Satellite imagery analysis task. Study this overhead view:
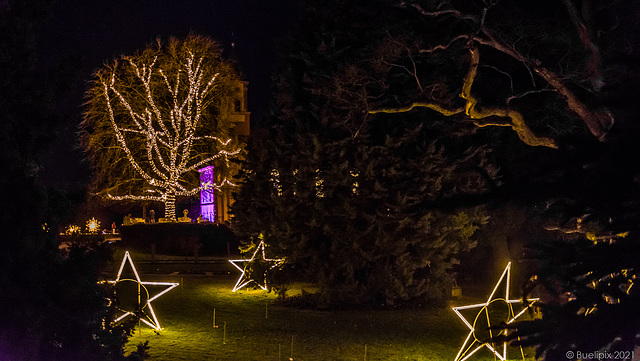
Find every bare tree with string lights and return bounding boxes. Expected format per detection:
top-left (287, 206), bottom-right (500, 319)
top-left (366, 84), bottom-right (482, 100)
top-left (81, 35), bottom-right (242, 220)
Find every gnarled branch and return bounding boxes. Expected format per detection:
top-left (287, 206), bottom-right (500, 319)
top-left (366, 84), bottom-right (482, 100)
top-left (476, 30), bottom-right (613, 141)
top-left (395, 1), bottom-right (614, 144)
top-left (460, 46), bottom-right (558, 148)
top-left (368, 102), bottom-right (463, 116)
top-left (369, 46), bottom-right (558, 148)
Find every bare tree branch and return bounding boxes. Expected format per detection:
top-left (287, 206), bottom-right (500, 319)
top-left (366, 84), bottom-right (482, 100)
top-left (477, 30), bottom-right (613, 140)
top-left (480, 64), bottom-right (514, 93)
top-left (506, 89), bottom-right (557, 106)
top-left (418, 34), bottom-right (469, 54)
top-left (382, 2), bottom-right (615, 145)
top-left (369, 46), bottom-right (558, 148)
top-left (369, 102), bottom-right (463, 116)
top-left (460, 46), bottom-right (558, 148)
top-left (402, 2), bottom-right (479, 23)
top-left (562, 0), bottom-right (603, 91)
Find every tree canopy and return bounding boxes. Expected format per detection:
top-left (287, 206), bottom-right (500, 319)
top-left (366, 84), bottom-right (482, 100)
top-left (81, 35), bottom-right (243, 219)
top-left (362, 0), bottom-right (640, 357)
top-left (232, 0), bottom-right (492, 307)
top-left (234, 0), bottom-right (640, 356)
top-left (366, 0), bottom-right (617, 148)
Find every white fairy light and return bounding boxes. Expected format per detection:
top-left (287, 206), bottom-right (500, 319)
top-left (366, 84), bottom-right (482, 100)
top-left (97, 48), bottom-right (241, 220)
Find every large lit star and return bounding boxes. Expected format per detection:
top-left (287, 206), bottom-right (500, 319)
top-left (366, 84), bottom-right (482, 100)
top-left (106, 251), bottom-right (179, 330)
top-left (452, 262), bottom-right (538, 361)
top-left (229, 240), bottom-right (284, 292)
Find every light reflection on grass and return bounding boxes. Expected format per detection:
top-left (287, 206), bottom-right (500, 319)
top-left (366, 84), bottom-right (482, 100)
top-left (123, 275), bottom-right (536, 360)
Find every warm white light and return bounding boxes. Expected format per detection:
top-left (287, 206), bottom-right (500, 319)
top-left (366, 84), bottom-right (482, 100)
top-left (315, 169), bottom-right (324, 198)
top-left (86, 218), bottom-right (101, 233)
top-left (229, 239), bottom-right (284, 292)
top-left (350, 169), bottom-right (360, 195)
top-left (98, 49), bottom-right (241, 220)
top-left (270, 169), bottom-right (282, 196)
top-left (65, 224), bottom-right (81, 235)
top-left (452, 262), bottom-right (538, 361)
top-left (105, 251), bottom-right (179, 330)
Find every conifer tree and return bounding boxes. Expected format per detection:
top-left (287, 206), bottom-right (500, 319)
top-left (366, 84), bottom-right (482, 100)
top-left (355, 0), bottom-right (640, 357)
top-left (233, 0), bottom-right (492, 307)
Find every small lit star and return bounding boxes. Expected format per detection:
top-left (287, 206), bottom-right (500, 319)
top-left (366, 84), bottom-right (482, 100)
top-left (229, 240), bottom-right (284, 292)
top-left (452, 262), bottom-right (538, 361)
top-left (86, 217), bottom-right (101, 233)
top-left (106, 251), bottom-right (179, 330)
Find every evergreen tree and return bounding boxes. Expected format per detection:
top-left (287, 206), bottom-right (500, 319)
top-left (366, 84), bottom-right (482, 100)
top-left (234, 0), bottom-right (640, 355)
top-left (505, 211), bottom-right (640, 359)
top-left (233, 0), bottom-right (492, 307)
top-left (355, 0), bottom-right (640, 357)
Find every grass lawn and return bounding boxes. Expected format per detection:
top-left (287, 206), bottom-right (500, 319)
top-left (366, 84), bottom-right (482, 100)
top-left (121, 275), bottom-right (537, 361)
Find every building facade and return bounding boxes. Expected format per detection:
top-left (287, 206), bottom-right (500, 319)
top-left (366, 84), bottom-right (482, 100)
top-left (199, 80), bottom-right (249, 223)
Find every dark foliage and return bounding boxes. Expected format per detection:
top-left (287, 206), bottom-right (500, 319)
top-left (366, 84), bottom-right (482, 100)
top-left (235, 0), bottom-right (640, 356)
top-left (232, 0), bottom-right (491, 308)
top-left (504, 214), bottom-right (640, 359)
top-left (0, 1), bottom-right (139, 359)
top-left (119, 222), bottom-right (239, 256)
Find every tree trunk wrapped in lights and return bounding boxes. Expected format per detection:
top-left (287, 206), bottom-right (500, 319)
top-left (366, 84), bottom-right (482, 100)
top-left (81, 35), bottom-right (242, 220)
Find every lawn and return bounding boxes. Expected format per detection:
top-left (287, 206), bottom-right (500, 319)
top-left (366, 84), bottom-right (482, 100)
top-left (121, 274), bottom-right (537, 361)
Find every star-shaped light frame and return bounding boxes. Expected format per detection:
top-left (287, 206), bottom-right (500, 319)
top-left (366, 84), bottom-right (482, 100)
top-left (86, 217), bottom-right (101, 233)
top-left (106, 251), bottom-right (179, 330)
top-left (229, 240), bottom-right (284, 292)
top-left (452, 262), bottom-right (538, 361)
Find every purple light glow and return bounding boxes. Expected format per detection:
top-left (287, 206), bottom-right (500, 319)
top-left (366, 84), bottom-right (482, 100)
top-left (198, 166), bottom-right (215, 222)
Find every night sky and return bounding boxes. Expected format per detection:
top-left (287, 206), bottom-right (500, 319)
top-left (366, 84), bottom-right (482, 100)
top-left (36, 0), bottom-right (298, 188)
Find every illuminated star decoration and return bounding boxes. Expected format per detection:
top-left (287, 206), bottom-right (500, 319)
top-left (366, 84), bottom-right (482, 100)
top-left (452, 262), bottom-right (538, 361)
top-left (106, 251), bottom-right (179, 330)
top-left (229, 240), bottom-right (284, 292)
top-left (86, 217), bottom-right (101, 233)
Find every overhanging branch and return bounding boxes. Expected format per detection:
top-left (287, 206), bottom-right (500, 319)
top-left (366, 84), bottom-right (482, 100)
top-left (460, 47), bottom-right (558, 148)
top-left (368, 102), bottom-right (463, 116)
top-left (398, 2), bottom-right (614, 144)
top-left (476, 30), bottom-right (612, 140)
top-left (369, 46), bottom-right (558, 148)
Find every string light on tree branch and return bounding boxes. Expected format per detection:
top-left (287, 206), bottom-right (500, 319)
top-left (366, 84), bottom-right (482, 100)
top-left (84, 36), bottom-right (243, 220)
top-left (452, 262), bottom-right (538, 361)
